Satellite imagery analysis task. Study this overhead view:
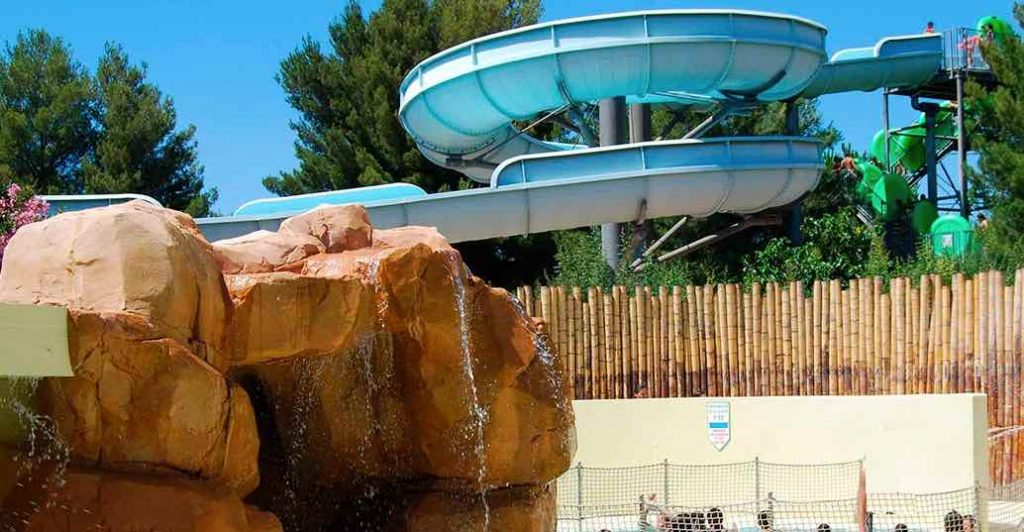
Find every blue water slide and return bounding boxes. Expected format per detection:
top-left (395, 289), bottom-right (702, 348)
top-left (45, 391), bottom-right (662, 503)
top-left (399, 10), bottom-right (828, 182)
top-left (800, 34), bottom-right (943, 97)
top-left (198, 137), bottom-right (822, 243)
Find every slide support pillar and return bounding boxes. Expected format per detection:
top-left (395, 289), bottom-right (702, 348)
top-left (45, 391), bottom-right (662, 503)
top-left (956, 72), bottom-right (970, 217)
top-left (785, 101), bottom-right (804, 245)
top-left (628, 103), bottom-right (652, 261)
top-left (912, 96), bottom-right (940, 205)
top-left (883, 91), bottom-right (892, 171)
top-left (925, 108), bottom-right (938, 205)
top-left (600, 97), bottom-right (628, 270)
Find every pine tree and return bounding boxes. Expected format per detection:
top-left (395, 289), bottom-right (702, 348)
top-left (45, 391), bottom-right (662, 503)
top-left (84, 44), bottom-right (215, 216)
top-left (0, 30), bottom-right (95, 193)
top-left (0, 30), bottom-right (216, 216)
top-left (969, 4), bottom-right (1024, 257)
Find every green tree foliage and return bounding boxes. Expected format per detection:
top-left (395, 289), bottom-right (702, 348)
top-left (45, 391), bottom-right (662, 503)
top-left (267, 0), bottom-right (542, 195)
top-left (968, 3), bottom-right (1024, 261)
top-left (84, 44), bottom-right (215, 215)
top-left (0, 30), bottom-right (216, 216)
top-left (0, 30), bottom-right (94, 194)
top-left (740, 211), bottom-right (875, 285)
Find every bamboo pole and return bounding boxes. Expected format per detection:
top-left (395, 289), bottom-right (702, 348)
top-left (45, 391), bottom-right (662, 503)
top-left (725, 284), bottom-right (738, 396)
top-left (706, 285), bottom-right (719, 396)
top-left (572, 287), bottom-right (583, 398)
top-left (894, 278), bottom-right (905, 395)
top-left (626, 286), bottom-right (634, 394)
top-left (782, 284), bottom-right (793, 396)
top-left (616, 286), bottom-right (630, 398)
top-left (663, 284), bottom-right (671, 396)
top-left (610, 288), bottom-right (621, 399)
top-left (965, 277), bottom-right (976, 392)
top-left (829, 279), bottom-right (840, 395)
top-left (651, 290), bottom-right (662, 398)
top-left (646, 287), bottom-right (657, 397)
top-left (743, 289), bottom-right (754, 395)
top-left (812, 281), bottom-right (823, 395)
top-left (751, 283), bottom-right (764, 396)
top-left (848, 281), bottom-right (859, 395)
top-left (687, 285), bottom-right (700, 396)
top-left (840, 287), bottom-right (851, 396)
top-left (598, 290), bottom-right (606, 399)
top-left (954, 274), bottom-right (966, 393)
top-left (588, 287), bottom-right (600, 398)
top-left (672, 286), bottom-right (684, 397)
top-left (636, 286), bottom-right (647, 395)
top-left (1004, 282), bottom-right (1014, 485)
top-left (569, 286), bottom-right (577, 394)
top-left (794, 281), bottom-right (806, 395)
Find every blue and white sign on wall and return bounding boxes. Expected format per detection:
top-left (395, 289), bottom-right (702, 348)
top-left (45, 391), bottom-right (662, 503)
top-left (706, 401), bottom-right (731, 451)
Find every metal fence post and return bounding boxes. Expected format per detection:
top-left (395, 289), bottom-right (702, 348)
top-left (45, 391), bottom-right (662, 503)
top-left (663, 459), bottom-right (670, 506)
top-left (576, 463), bottom-right (584, 532)
top-left (755, 456), bottom-right (762, 502)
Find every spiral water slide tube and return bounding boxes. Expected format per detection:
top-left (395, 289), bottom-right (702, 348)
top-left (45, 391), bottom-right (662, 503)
top-left (196, 11), bottom-right (948, 243)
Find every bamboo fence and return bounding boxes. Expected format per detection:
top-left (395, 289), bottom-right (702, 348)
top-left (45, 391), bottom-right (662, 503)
top-left (516, 270), bottom-right (1024, 487)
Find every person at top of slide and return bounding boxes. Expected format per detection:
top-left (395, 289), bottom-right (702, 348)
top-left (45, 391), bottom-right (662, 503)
top-left (925, 21), bottom-right (936, 33)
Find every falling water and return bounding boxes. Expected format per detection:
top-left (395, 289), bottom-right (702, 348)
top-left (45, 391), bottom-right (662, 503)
top-left (356, 257), bottom-right (393, 493)
top-left (444, 251), bottom-right (491, 531)
top-left (0, 377), bottom-right (70, 530)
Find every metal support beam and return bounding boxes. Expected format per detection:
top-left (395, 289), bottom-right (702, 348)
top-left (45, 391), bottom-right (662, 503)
top-left (883, 91), bottom-right (892, 170)
top-left (956, 73), bottom-right (970, 217)
top-left (599, 97), bottom-right (628, 270)
top-left (655, 214), bottom-right (781, 264)
top-left (911, 97), bottom-right (940, 205)
top-left (683, 106), bottom-right (731, 139)
top-left (631, 216), bottom-right (689, 271)
top-left (626, 103), bottom-right (653, 262)
top-left (785, 101), bottom-right (804, 244)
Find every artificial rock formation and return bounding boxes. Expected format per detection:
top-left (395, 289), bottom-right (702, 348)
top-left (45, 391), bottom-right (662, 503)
top-left (0, 200), bottom-right (575, 531)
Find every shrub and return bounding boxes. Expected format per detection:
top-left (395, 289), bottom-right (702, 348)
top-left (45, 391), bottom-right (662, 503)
top-left (0, 183), bottom-right (49, 263)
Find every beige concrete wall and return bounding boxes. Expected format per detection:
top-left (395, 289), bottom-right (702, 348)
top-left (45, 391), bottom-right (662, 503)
top-left (571, 394), bottom-right (989, 494)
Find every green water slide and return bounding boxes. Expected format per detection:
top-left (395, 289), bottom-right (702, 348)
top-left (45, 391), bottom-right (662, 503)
top-left (869, 102), bottom-right (957, 174)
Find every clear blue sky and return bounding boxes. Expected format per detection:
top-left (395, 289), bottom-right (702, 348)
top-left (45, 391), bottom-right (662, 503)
top-left (3, 0), bottom-right (1013, 213)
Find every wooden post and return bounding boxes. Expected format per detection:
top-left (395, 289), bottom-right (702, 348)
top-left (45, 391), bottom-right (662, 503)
top-left (687, 285), bottom-right (700, 396)
top-left (672, 286), bottom-right (684, 397)
top-left (706, 285), bottom-right (719, 396)
top-left (782, 284), bottom-right (793, 396)
top-left (894, 278), bottom-right (906, 395)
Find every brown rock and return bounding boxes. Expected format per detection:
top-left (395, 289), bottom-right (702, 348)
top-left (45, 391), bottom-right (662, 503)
top-left (225, 271), bottom-right (375, 366)
top-left (38, 311), bottom-right (259, 496)
top-left (238, 238), bottom-right (574, 494)
top-left (3, 468), bottom-right (281, 532)
top-left (212, 230), bottom-right (325, 274)
top-left (400, 484), bottom-right (557, 532)
top-left (278, 204), bottom-right (372, 253)
top-left (0, 200), bottom-right (230, 369)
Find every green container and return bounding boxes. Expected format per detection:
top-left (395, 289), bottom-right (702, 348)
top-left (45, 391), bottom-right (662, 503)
top-left (911, 201), bottom-right (939, 235)
top-left (870, 173), bottom-right (913, 221)
top-left (930, 214), bottom-right (975, 257)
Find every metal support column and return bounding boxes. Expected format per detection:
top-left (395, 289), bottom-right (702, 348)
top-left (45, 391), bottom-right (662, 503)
top-left (883, 91), bottom-right (892, 170)
top-left (628, 103), bottom-right (652, 261)
top-left (956, 72), bottom-right (970, 217)
top-left (785, 101), bottom-right (804, 244)
top-left (925, 109), bottom-right (938, 204)
top-left (600, 97), bottom-right (628, 270)
top-left (912, 97), bottom-right (940, 205)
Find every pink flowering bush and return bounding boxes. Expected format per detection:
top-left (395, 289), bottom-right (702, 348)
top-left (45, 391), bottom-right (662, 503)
top-left (0, 183), bottom-right (49, 264)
